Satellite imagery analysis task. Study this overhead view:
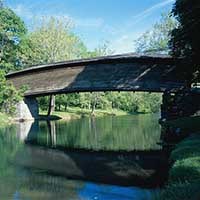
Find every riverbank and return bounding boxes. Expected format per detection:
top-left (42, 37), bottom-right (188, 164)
top-left (1, 107), bottom-right (155, 124)
top-left (155, 116), bottom-right (200, 200)
top-left (0, 108), bottom-right (130, 124)
top-left (39, 107), bottom-right (129, 121)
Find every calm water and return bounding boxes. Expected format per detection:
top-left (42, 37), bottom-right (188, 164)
top-left (0, 114), bottom-right (161, 200)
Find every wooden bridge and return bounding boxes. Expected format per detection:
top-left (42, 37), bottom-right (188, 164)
top-left (5, 53), bottom-right (189, 120)
top-left (6, 53), bottom-right (187, 97)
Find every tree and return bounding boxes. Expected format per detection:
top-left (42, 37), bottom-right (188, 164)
top-left (0, 70), bottom-right (23, 114)
top-left (0, 5), bottom-right (26, 114)
top-left (87, 41), bottom-right (114, 58)
top-left (0, 6), bottom-right (27, 72)
top-left (135, 13), bottom-right (177, 54)
top-left (169, 0), bottom-right (200, 84)
top-left (20, 17), bottom-right (87, 67)
top-left (55, 93), bottom-right (80, 111)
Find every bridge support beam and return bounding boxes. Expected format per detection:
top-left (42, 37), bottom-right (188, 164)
top-left (47, 95), bottom-right (55, 116)
top-left (15, 97), bottom-right (39, 121)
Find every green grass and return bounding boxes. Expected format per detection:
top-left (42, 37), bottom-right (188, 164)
top-left (40, 107), bottom-right (129, 120)
top-left (155, 134), bottom-right (200, 200)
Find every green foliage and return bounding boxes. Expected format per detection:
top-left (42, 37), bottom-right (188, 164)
top-left (170, 136), bottom-right (200, 161)
top-left (55, 93), bottom-right (81, 111)
top-left (0, 70), bottom-right (22, 114)
top-left (169, 136), bottom-right (200, 179)
top-left (37, 96), bottom-right (49, 111)
top-left (169, 156), bottom-right (200, 183)
top-left (0, 6), bottom-right (27, 72)
top-left (135, 13), bottom-right (177, 54)
top-left (39, 92), bottom-right (162, 114)
top-left (169, 0), bottom-right (200, 83)
top-left (87, 41), bottom-right (114, 57)
top-left (0, 5), bottom-right (26, 114)
top-left (19, 17), bottom-right (88, 67)
top-left (157, 134), bottom-right (200, 200)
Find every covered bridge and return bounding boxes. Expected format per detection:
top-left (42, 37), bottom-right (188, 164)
top-left (6, 53), bottom-right (188, 119)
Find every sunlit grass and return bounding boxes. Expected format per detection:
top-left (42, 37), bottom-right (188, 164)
top-left (40, 107), bottom-right (129, 120)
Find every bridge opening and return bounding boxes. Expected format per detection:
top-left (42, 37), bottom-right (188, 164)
top-left (36, 91), bottom-right (162, 118)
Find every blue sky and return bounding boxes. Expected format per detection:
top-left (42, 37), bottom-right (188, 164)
top-left (4, 0), bottom-right (175, 54)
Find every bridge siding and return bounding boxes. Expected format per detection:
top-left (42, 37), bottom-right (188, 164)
top-left (7, 60), bottom-right (185, 97)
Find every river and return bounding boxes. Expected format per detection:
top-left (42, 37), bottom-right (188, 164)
top-left (0, 114), bottom-right (165, 200)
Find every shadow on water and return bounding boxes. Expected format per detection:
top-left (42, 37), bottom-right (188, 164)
top-left (14, 115), bottom-right (168, 188)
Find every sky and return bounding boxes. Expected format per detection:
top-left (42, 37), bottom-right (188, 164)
top-left (4, 0), bottom-right (175, 54)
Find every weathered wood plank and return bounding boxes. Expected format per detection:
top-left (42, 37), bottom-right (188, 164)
top-left (6, 53), bottom-right (186, 96)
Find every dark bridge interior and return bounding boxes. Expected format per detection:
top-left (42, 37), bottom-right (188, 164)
top-left (6, 53), bottom-right (187, 97)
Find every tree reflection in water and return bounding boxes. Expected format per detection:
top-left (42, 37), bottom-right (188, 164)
top-left (27, 114), bottom-right (161, 151)
top-left (0, 114), bottom-right (161, 199)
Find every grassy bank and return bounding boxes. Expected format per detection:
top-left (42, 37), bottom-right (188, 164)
top-left (40, 107), bottom-right (129, 120)
top-left (155, 116), bottom-right (200, 200)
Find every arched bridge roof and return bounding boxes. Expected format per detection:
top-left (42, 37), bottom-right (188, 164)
top-left (6, 53), bottom-right (186, 97)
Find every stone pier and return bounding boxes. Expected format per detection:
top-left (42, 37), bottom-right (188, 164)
top-left (15, 97), bottom-right (39, 120)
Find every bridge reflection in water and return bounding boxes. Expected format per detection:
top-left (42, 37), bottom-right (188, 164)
top-left (15, 115), bottom-right (168, 188)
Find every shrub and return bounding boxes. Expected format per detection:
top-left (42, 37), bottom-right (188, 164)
top-left (0, 70), bottom-right (24, 115)
top-left (170, 136), bottom-right (200, 161)
top-left (154, 181), bottom-right (200, 200)
top-left (169, 157), bottom-right (200, 183)
top-left (170, 146), bottom-right (200, 161)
